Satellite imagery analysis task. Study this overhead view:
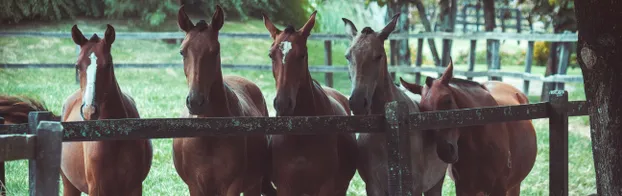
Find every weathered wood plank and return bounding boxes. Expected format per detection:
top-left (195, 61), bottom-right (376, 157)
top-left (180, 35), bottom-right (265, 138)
top-left (0, 117), bottom-right (4, 196)
top-left (27, 112), bottom-right (52, 195)
top-left (0, 31), bottom-right (578, 42)
top-left (0, 134), bottom-right (36, 162)
top-left (567, 101), bottom-right (588, 116)
top-left (30, 121), bottom-right (63, 196)
top-left (0, 124), bottom-right (29, 135)
top-left (549, 90), bottom-right (569, 196)
top-left (386, 101), bottom-right (414, 196)
top-left (415, 38), bottom-right (424, 84)
top-left (556, 43), bottom-right (571, 90)
top-left (0, 64), bottom-right (585, 83)
top-left (60, 115), bottom-right (386, 141)
top-left (408, 102), bottom-right (549, 131)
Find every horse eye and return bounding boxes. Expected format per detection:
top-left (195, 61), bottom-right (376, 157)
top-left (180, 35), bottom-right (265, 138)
top-left (268, 53), bottom-right (273, 59)
top-left (179, 50), bottom-right (184, 56)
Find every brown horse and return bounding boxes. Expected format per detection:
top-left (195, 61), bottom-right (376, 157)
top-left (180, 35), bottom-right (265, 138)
top-left (399, 61), bottom-right (537, 196)
top-left (342, 15), bottom-right (447, 195)
top-left (0, 95), bottom-right (60, 124)
top-left (263, 11), bottom-right (358, 196)
top-left (173, 5), bottom-right (272, 196)
top-left (60, 24), bottom-right (153, 195)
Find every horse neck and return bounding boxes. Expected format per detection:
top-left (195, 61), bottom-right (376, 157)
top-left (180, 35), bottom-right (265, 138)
top-left (370, 65), bottom-right (407, 114)
top-left (97, 67), bottom-right (127, 119)
top-left (292, 72), bottom-right (331, 115)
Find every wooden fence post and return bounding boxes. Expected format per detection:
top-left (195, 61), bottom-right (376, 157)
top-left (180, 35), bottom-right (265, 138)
top-left (523, 41), bottom-right (535, 95)
top-left (30, 121), bottom-right (63, 196)
top-left (415, 39), bottom-right (423, 84)
top-left (468, 40), bottom-right (477, 80)
top-left (548, 90), bottom-right (568, 196)
top-left (490, 40), bottom-right (502, 81)
top-left (324, 40), bottom-right (333, 87)
top-left (385, 101), bottom-right (414, 196)
top-left (27, 112), bottom-right (52, 195)
top-left (0, 117), bottom-right (5, 196)
top-left (556, 43), bottom-right (570, 90)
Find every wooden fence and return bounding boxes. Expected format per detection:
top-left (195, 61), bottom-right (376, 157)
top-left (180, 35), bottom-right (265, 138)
top-left (0, 90), bottom-right (587, 196)
top-left (0, 31), bottom-right (580, 95)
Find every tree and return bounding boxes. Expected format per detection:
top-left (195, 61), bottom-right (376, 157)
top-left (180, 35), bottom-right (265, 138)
top-left (575, 1), bottom-right (622, 195)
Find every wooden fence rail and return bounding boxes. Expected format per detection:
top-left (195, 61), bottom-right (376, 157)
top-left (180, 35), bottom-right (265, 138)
top-left (0, 31), bottom-right (581, 95)
top-left (0, 90), bottom-right (587, 196)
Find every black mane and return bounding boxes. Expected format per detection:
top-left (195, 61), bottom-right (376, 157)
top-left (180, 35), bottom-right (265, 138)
top-left (361, 27), bottom-right (374, 34)
top-left (196, 20), bottom-right (209, 31)
top-left (89, 34), bottom-right (100, 42)
top-left (284, 25), bottom-right (296, 34)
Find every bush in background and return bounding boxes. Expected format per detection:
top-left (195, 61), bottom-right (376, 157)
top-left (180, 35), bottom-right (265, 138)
top-left (0, 0), bottom-right (102, 23)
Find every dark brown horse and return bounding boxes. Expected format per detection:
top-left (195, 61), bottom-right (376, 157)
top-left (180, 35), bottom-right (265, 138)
top-left (342, 15), bottom-right (447, 196)
top-left (399, 61), bottom-right (537, 196)
top-left (60, 24), bottom-right (153, 195)
top-left (263, 11), bottom-right (358, 196)
top-left (173, 5), bottom-right (272, 196)
top-left (0, 95), bottom-right (60, 124)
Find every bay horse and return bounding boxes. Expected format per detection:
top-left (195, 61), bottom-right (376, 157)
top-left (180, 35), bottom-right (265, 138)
top-left (263, 11), bottom-right (358, 196)
top-left (0, 95), bottom-right (60, 124)
top-left (399, 61), bottom-right (537, 196)
top-left (173, 5), bottom-right (272, 196)
top-left (342, 15), bottom-right (446, 195)
top-left (60, 24), bottom-right (153, 195)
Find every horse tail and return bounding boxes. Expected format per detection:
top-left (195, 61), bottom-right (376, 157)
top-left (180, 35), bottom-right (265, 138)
top-left (0, 95), bottom-right (59, 124)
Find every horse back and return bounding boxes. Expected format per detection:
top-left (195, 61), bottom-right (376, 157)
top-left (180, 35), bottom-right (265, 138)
top-left (224, 75), bottom-right (269, 117)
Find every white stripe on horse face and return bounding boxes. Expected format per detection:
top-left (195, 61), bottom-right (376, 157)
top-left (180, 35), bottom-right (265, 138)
top-left (280, 41), bottom-right (292, 64)
top-left (83, 53), bottom-right (97, 106)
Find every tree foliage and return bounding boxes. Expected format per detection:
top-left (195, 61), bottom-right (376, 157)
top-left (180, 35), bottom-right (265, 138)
top-left (0, 0), bottom-right (312, 27)
top-left (517, 0), bottom-right (576, 32)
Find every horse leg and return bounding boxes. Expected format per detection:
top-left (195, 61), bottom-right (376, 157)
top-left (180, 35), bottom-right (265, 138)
top-left (423, 177), bottom-right (445, 196)
top-left (129, 185), bottom-right (142, 196)
top-left (61, 172), bottom-right (81, 196)
top-left (506, 183), bottom-right (521, 196)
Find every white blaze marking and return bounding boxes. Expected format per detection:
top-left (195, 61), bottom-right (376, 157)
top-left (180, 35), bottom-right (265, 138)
top-left (280, 41), bottom-right (292, 64)
top-left (83, 53), bottom-right (97, 106)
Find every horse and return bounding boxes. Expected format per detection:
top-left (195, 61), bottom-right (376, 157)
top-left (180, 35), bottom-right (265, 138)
top-left (342, 15), bottom-right (447, 196)
top-left (262, 11), bottom-right (358, 196)
top-left (399, 61), bottom-right (537, 196)
top-left (60, 24), bottom-right (153, 195)
top-left (173, 5), bottom-right (272, 196)
top-left (0, 95), bottom-right (60, 124)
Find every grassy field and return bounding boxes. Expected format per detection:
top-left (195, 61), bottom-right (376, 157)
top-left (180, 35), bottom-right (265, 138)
top-left (0, 18), bottom-right (594, 195)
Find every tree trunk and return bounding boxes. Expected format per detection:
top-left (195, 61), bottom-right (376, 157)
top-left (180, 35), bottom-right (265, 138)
top-left (541, 42), bottom-right (559, 101)
top-left (483, 0), bottom-right (500, 80)
top-left (412, 0), bottom-right (441, 66)
top-left (387, 2), bottom-right (411, 83)
top-left (575, 1), bottom-right (622, 195)
top-left (438, 0), bottom-right (457, 67)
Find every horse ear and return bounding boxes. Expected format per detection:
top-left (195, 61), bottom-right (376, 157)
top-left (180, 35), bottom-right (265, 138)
top-left (104, 24), bottom-right (115, 45)
top-left (399, 77), bottom-right (423, 95)
top-left (71, 25), bottom-right (88, 46)
top-left (299, 11), bottom-right (317, 37)
top-left (378, 13), bottom-right (400, 41)
top-left (342, 18), bottom-right (357, 40)
top-left (262, 13), bottom-right (281, 40)
top-left (210, 5), bottom-right (224, 31)
top-left (178, 5), bottom-right (194, 33)
top-left (440, 58), bottom-right (454, 85)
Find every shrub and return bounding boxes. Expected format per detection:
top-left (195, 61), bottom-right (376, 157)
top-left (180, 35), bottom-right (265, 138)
top-left (533, 41), bottom-right (550, 66)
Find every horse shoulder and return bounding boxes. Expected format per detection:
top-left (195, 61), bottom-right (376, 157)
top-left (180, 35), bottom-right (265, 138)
top-left (120, 92), bottom-right (140, 118)
top-left (61, 90), bottom-right (82, 121)
top-left (223, 75), bottom-right (268, 117)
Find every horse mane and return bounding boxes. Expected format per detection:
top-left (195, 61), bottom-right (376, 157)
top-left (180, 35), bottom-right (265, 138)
top-left (283, 25), bottom-right (296, 34)
top-left (196, 20), bottom-right (209, 31)
top-left (89, 34), bottom-right (101, 42)
top-left (361, 27), bottom-right (374, 34)
top-left (449, 78), bottom-right (488, 91)
top-left (0, 95), bottom-right (59, 124)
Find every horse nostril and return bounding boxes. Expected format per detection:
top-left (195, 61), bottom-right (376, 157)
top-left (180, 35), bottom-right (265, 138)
top-left (197, 97), bottom-right (204, 106)
top-left (186, 96), bottom-right (191, 106)
top-left (363, 98), bottom-right (369, 108)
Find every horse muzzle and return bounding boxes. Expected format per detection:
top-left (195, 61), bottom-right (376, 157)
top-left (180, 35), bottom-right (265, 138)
top-left (274, 95), bottom-right (295, 116)
top-left (348, 94), bottom-right (371, 115)
top-left (437, 141), bottom-right (459, 164)
top-left (186, 92), bottom-right (210, 115)
top-left (80, 103), bottom-right (99, 120)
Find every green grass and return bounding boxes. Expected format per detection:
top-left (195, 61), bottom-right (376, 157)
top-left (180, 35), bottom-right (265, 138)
top-left (0, 18), bottom-right (595, 195)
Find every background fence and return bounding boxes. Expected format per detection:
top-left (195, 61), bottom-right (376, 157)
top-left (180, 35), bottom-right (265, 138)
top-left (0, 31), bottom-right (580, 97)
top-left (0, 90), bottom-right (587, 196)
